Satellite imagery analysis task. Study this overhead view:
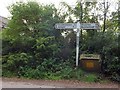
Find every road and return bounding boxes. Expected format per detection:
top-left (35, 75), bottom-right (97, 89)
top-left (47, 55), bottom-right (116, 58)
top-left (1, 77), bottom-right (120, 88)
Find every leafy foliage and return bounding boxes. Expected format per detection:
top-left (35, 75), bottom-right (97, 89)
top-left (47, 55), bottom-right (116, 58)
top-left (1, 1), bottom-right (120, 82)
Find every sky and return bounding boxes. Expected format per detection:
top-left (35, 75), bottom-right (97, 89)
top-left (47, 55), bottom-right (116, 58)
top-left (0, 0), bottom-right (77, 18)
top-left (0, 0), bottom-right (118, 18)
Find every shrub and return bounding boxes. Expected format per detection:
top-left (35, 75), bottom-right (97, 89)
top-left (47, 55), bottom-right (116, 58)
top-left (20, 67), bottom-right (46, 79)
top-left (59, 66), bottom-right (73, 79)
top-left (2, 70), bottom-right (16, 77)
top-left (2, 53), bottom-right (33, 75)
top-left (73, 68), bottom-right (85, 80)
top-left (81, 74), bottom-right (99, 82)
top-left (103, 56), bottom-right (120, 82)
top-left (34, 36), bottom-right (59, 59)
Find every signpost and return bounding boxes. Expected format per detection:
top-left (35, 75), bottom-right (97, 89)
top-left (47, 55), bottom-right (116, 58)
top-left (55, 22), bottom-right (100, 67)
top-left (55, 23), bottom-right (100, 30)
top-left (80, 23), bottom-right (100, 30)
top-left (55, 23), bottom-right (76, 29)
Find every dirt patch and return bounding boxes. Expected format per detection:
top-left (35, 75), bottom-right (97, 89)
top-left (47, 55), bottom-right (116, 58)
top-left (2, 77), bottom-right (120, 88)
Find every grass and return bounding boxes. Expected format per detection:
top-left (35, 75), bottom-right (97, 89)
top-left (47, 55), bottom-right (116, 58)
top-left (2, 66), bottom-right (108, 83)
top-left (81, 73), bottom-right (98, 82)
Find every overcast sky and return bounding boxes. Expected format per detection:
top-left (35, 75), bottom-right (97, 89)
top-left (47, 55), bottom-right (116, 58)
top-left (0, 0), bottom-right (77, 18)
top-left (0, 0), bottom-right (118, 18)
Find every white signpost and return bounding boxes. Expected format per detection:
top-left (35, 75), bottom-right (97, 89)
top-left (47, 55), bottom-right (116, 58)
top-left (55, 23), bottom-right (77, 29)
top-left (55, 23), bottom-right (100, 30)
top-left (55, 22), bottom-right (100, 67)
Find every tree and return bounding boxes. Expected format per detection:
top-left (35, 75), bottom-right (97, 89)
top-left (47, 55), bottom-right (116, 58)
top-left (2, 1), bottom-right (64, 75)
top-left (2, 1), bottom-right (63, 55)
top-left (2, 1), bottom-right (120, 82)
top-left (59, 1), bottom-right (98, 53)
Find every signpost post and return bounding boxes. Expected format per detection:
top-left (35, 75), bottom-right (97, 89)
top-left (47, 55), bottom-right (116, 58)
top-left (76, 22), bottom-right (80, 66)
top-left (55, 22), bottom-right (100, 67)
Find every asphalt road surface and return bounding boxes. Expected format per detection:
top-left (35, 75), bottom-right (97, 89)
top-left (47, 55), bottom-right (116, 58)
top-left (1, 77), bottom-right (120, 88)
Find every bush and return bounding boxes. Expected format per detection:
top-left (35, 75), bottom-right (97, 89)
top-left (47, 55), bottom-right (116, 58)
top-left (2, 53), bottom-right (33, 75)
top-left (82, 30), bottom-right (120, 82)
top-left (103, 56), bottom-right (120, 82)
top-left (2, 70), bottom-right (16, 77)
top-left (20, 67), bottom-right (46, 79)
top-left (81, 74), bottom-right (99, 82)
top-left (73, 68), bottom-right (85, 80)
top-left (34, 36), bottom-right (59, 59)
top-left (59, 66), bottom-right (73, 79)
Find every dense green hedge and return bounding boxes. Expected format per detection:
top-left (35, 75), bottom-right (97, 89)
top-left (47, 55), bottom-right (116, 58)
top-left (1, 1), bottom-right (120, 82)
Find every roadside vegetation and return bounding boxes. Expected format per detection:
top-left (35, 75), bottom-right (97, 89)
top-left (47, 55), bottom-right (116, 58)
top-left (1, 1), bottom-right (120, 82)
